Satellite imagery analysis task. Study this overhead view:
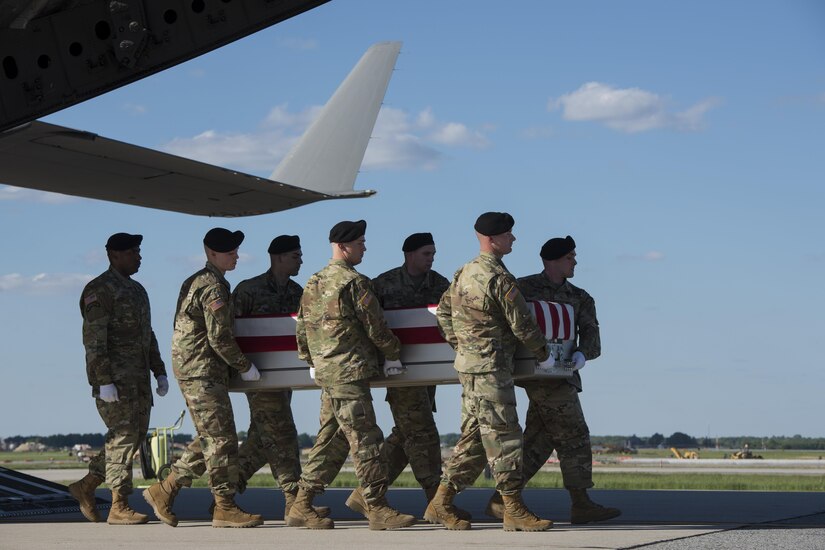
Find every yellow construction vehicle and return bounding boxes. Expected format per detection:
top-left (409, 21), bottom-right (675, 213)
top-left (670, 447), bottom-right (699, 459)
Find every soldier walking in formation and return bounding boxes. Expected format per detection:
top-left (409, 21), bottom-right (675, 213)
top-left (231, 235), bottom-right (330, 521)
top-left (428, 212), bottom-right (555, 531)
top-left (486, 236), bottom-right (621, 524)
top-left (287, 220), bottom-right (417, 530)
top-left (143, 228), bottom-right (263, 528)
top-left (69, 233), bottom-right (168, 525)
top-left (345, 232), bottom-right (469, 521)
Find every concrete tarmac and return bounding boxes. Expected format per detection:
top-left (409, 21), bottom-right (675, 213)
top-left (3, 487), bottom-right (824, 550)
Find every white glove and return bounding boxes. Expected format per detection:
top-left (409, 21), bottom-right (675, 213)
top-left (571, 351), bottom-right (586, 371)
top-left (240, 363), bottom-right (261, 382)
top-left (536, 354), bottom-right (556, 373)
top-left (383, 359), bottom-right (405, 377)
top-left (155, 375), bottom-right (169, 397)
top-left (99, 383), bottom-right (119, 402)
top-left (309, 367), bottom-right (316, 380)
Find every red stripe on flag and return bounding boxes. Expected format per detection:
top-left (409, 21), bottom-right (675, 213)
top-left (236, 326), bottom-right (445, 353)
top-left (560, 304), bottom-right (572, 340)
top-left (237, 335), bottom-right (297, 353)
top-left (393, 326), bottom-right (445, 345)
top-left (546, 303), bottom-right (560, 339)
top-left (533, 302), bottom-right (546, 336)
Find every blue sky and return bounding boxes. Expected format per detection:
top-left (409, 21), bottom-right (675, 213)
top-left (2, 0), bottom-right (824, 441)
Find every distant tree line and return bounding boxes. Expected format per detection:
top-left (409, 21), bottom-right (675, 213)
top-left (5, 432), bottom-right (825, 451)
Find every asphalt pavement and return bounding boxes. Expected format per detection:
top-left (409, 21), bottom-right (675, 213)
top-left (2, 486), bottom-right (824, 550)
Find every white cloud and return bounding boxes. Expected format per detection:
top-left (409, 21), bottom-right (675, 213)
top-left (159, 105), bottom-right (485, 174)
top-left (0, 185), bottom-right (77, 204)
top-left (549, 82), bottom-right (718, 133)
top-left (617, 251), bottom-right (666, 262)
top-left (0, 273), bottom-right (93, 294)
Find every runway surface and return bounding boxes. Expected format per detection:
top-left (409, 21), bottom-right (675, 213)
top-left (3, 486), bottom-right (824, 550)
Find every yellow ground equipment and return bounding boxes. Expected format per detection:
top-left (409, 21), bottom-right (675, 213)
top-left (139, 410), bottom-right (186, 479)
top-left (670, 447), bottom-right (699, 459)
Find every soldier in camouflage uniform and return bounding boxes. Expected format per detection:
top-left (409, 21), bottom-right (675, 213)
top-left (287, 220), bottom-right (417, 531)
top-left (486, 236), bottom-right (621, 524)
top-left (68, 233), bottom-right (168, 525)
top-left (426, 212), bottom-right (554, 532)
top-left (232, 235), bottom-right (329, 521)
top-left (142, 228), bottom-right (264, 528)
top-left (345, 232), bottom-right (470, 520)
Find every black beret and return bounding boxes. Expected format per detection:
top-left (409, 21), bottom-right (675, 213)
top-left (540, 236), bottom-right (576, 261)
top-left (203, 227), bottom-right (245, 253)
top-left (105, 233), bottom-right (142, 251)
top-left (474, 212), bottom-right (515, 236)
top-left (329, 219), bottom-right (367, 243)
top-left (402, 232), bottom-right (434, 252)
top-left (268, 235), bottom-right (300, 255)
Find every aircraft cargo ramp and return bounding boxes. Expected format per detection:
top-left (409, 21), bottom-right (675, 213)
top-left (0, 466), bottom-right (109, 520)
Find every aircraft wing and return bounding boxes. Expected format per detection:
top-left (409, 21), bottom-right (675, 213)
top-left (0, 41), bottom-right (401, 217)
top-left (0, 0), bottom-right (331, 132)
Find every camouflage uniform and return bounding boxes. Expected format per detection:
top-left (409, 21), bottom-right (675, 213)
top-left (170, 262), bottom-right (253, 496)
top-left (296, 259), bottom-right (400, 504)
top-left (232, 271), bottom-right (303, 492)
top-left (516, 273), bottom-right (600, 489)
top-left (436, 253), bottom-right (549, 495)
top-left (372, 266), bottom-right (449, 490)
top-left (80, 266), bottom-right (166, 495)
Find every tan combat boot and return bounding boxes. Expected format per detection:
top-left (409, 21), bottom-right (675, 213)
top-left (501, 492), bottom-right (552, 531)
top-left (286, 488), bottom-right (330, 521)
top-left (67, 473), bottom-right (104, 522)
top-left (142, 472), bottom-right (182, 527)
top-left (211, 494), bottom-right (264, 528)
top-left (423, 484), bottom-right (471, 530)
top-left (345, 487), bottom-right (368, 518)
top-left (107, 491), bottom-right (150, 525)
top-left (425, 484), bottom-right (472, 522)
top-left (484, 491), bottom-right (504, 520)
top-left (569, 488), bottom-right (622, 524)
top-left (365, 495), bottom-right (417, 530)
top-left (285, 488), bottom-right (334, 529)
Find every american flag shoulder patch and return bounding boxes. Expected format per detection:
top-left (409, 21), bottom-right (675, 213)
top-left (504, 284), bottom-right (520, 302)
top-left (208, 298), bottom-right (225, 311)
top-left (358, 290), bottom-right (373, 308)
top-left (84, 293), bottom-right (98, 305)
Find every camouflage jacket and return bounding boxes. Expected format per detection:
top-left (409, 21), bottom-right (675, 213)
top-left (172, 262), bottom-right (252, 382)
top-left (232, 271), bottom-right (302, 315)
top-left (296, 260), bottom-right (400, 386)
top-left (517, 272), bottom-right (600, 391)
top-left (437, 253), bottom-right (549, 374)
top-left (80, 266), bottom-right (166, 390)
top-left (372, 265), bottom-right (450, 309)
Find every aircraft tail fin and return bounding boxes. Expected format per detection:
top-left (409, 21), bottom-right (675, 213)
top-left (270, 41), bottom-right (402, 196)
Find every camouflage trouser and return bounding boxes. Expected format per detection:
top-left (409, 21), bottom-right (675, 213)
top-left (90, 383), bottom-right (151, 495)
top-left (384, 385), bottom-right (442, 489)
top-left (442, 371), bottom-right (523, 496)
top-left (171, 438), bottom-right (207, 486)
top-left (522, 379), bottom-right (593, 489)
top-left (173, 377), bottom-right (239, 496)
top-left (299, 381), bottom-right (389, 504)
top-left (236, 390), bottom-right (301, 493)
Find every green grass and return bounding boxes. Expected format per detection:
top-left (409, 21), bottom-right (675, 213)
top-left (0, 451), bottom-right (90, 470)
